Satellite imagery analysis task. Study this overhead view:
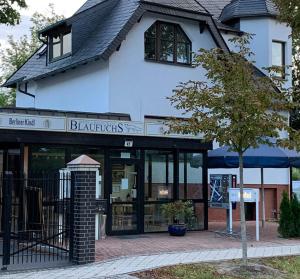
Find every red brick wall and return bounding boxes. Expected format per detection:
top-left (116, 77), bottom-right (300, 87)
top-left (208, 184), bottom-right (289, 222)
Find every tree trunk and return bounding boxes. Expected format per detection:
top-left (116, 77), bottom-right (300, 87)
top-left (239, 153), bottom-right (248, 266)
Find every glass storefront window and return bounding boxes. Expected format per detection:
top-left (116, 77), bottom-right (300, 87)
top-left (30, 147), bottom-right (65, 174)
top-left (179, 153), bottom-right (203, 200)
top-left (112, 203), bottom-right (137, 231)
top-left (145, 150), bottom-right (174, 201)
top-left (144, 203), bottom-right (169, 232)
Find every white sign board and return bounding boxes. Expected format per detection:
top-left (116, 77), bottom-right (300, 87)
top-left (228, 188), bottom-right (260, 241)
top-left (0, 113), bottom-right (66, 132)
top-left (229, 188), bottom-right (260, 203)
top-left (0, 113), bottom-right (205, 140)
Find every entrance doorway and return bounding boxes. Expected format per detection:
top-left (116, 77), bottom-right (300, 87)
top-left (108, 159), bottom-right (141, 235)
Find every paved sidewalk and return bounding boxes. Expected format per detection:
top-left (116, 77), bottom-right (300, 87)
top-left (1, 244), bottom-right (300, 279)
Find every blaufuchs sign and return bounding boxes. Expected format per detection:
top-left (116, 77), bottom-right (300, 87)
top-left (0, 113), bottom-right (202, 139)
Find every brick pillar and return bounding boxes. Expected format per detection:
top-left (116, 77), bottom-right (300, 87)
top-left (67, 155), bottom-right (100, 265)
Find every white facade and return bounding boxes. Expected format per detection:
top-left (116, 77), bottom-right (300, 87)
top-left (15, 11), bottom-right (293, 186)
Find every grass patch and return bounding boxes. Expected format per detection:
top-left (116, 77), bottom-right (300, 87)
top-left (135, 256), bottom-right (300, 279)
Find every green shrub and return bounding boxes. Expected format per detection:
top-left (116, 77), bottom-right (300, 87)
top-left (278, 191), bottom-right (292, 238)
top-left (290, 195), bottom-right (300, 237)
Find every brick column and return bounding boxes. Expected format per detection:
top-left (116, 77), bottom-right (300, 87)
top-left (67, 155), bottom-right (100, 265)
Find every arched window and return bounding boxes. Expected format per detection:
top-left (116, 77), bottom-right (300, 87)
top-left (145, 21), bottom-right (192, 65)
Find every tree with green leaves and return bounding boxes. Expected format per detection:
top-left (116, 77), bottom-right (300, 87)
top-left (168, 34), bottom-right (299, 265)
top-left (0, 4), bottom-right (64, 106)
top-left (0, 0), bottom-right (27, 25)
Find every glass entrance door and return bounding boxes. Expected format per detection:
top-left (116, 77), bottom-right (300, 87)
top-left (108, 160), bottom-right (140, 234)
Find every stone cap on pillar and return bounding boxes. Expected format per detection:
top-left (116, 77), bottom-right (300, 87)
top-left (67, 155), bottom-right (100, 171)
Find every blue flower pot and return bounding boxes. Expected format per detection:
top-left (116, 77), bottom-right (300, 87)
top-left (168, 224), bottom-right (187, 236)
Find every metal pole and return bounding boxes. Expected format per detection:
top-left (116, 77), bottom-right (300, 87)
top-left (261, 168), bottom-right (265, 228)
top-left (256, 194), bottom-right (260, 241)
top-left (2, 173), bottom-right (12, 269)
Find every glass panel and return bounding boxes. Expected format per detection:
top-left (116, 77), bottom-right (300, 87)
top-left (145, 24), bottom-right (156, 60)
top-left (7, 149), bottom-right (20, 173)
top-left (145, 150), bottom-right (173, 201)
top-left (112, 204), bottom-right (137, 231)
top-left (71, 147), bottom-right (104, 199)
top-left (272, 41), bottom-right (284, 67)
top-left (179, 153), bottom-right (203, 200)
top-left (187, 153), bottom-right (203, 199)
top-left (145, 37), bottom-right (156, 60)
top-left (144, 203), bottom-right (169, 232)
top-left (160, 23), bottom-right (174, 40)
top-left (188, 203), bottom-right (205, 230)
top-left (176, 28), bottom-right (191, 64)
top-left (63, 32), bottom-right (72, 55)
top-left (177, 42), bottom-right (191, 64)
top-left (111, 163), bottom-right (137, 202)
top-left (52, 35), bottom-right (61, 59)
top-left (30, 146), bottom-right (65, 174)
top-left (159, 23), bottom-right (174, 62)
top-left (160, 40), bottom-right (174, 62)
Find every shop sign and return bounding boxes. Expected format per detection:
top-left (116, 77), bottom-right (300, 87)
top-left (67, 118), bottom-right (144, 136)
top-left (145, 122), bottom-right (203, 138)
top-left (0, 112), bottom-right (204, 139)
top-left (0, 113), bottom-right (66, 131)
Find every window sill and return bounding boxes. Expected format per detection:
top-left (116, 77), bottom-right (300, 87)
top-left (144, 58), bottom-right (195, 68)
top-left (49, 53), bottom-right (72, 64)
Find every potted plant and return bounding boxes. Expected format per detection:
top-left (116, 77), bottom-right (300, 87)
top-left (161, 201), bottom-right (194, 236)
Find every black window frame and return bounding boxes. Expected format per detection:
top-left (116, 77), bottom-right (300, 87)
top-left (272, 40), bottom-right (286, 79)
top-left (144, 21), bottom-right (192, 66)
top-left (48, 28), bottom-right (72, 63)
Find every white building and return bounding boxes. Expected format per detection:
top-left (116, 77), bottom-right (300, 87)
top-left (1, 0), bottom-right (292, 231)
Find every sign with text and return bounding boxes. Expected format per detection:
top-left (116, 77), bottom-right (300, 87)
top-left (67, 118), bottom-right (144, 136)
top-left (0, 113), bottom-right (66, 132)
top-left (0, 112), bottom-right (204, 139)
top-left (228, 188), bottom-right (260, 203)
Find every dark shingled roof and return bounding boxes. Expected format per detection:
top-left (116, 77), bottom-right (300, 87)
top-left (220, 0), bottom-right (279, 22)
top-left (3, 0), bottom-right (253, 87)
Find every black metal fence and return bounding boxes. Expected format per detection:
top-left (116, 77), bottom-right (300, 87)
top-left (0, 172), bottom-right (73, 270)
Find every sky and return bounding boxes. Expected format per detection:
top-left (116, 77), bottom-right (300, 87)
top-left (0, 0), bottom-right (86, 48)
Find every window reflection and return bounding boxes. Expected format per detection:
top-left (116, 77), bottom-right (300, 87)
top-left (179, 153), bottom-right (203, 200)
top-left (145, 150), bottom-right (174, 201)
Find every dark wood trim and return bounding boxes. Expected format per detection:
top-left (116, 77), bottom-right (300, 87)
top-left (0, 129), bottom-right (212, 151)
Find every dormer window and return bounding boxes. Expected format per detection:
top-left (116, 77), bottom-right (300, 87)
top-left (49, 29), bottom-right (72, 62)
top-left (145, 21), bottom-right (192, 65)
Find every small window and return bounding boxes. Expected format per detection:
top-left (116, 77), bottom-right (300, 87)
top-left (272, 41), bottom-right (285, 78)
top-left (49, 29), bottom-right (72, 62)
top-left (145, 21), bottom-right (192, 65)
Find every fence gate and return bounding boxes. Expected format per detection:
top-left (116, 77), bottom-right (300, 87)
top-left (0, 172), bottom-right (73, 270)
